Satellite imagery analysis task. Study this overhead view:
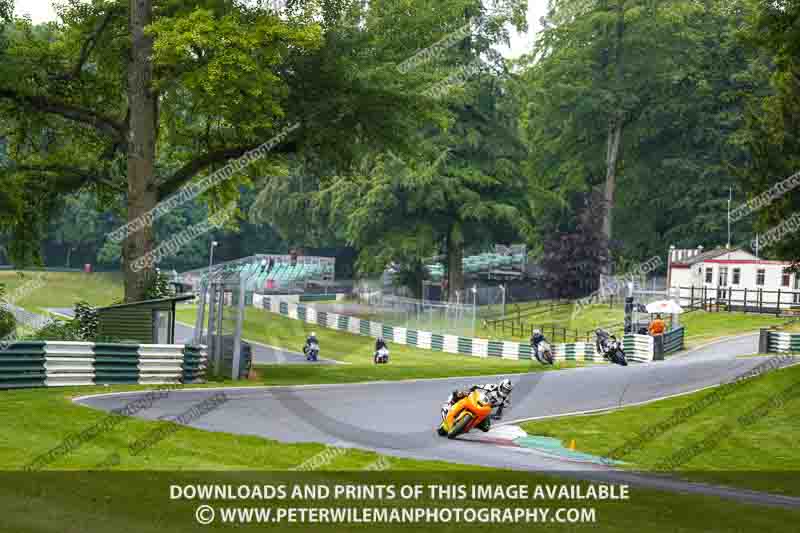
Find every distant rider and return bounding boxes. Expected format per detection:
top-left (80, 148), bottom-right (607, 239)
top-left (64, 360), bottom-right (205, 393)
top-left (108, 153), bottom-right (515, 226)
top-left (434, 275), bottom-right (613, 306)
top-left (531, 329), bottom-right (546, 358)
top-left (440, 379), bottom-right (513, 432)
top-left (374, 336), bottom-right (389, 362)
top-left (595, 328), bottom-right (612, 356)
top-left (375, 336), bottom-right (388, 352)
top-left (304, 331), bottom-right (319, 356)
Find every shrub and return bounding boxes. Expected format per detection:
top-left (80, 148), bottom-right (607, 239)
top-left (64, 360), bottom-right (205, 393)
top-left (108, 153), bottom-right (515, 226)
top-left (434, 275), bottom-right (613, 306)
top-left (0, 284), bottom-right (16, 339)
top-left (28, 318), bottom-right (82, 341)
top-left (73, 301), bottom-right (99, 340)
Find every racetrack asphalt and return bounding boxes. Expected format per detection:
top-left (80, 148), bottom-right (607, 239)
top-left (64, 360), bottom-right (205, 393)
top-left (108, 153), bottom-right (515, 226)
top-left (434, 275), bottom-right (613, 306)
top-left (74, 331), bottom-right (800, 508)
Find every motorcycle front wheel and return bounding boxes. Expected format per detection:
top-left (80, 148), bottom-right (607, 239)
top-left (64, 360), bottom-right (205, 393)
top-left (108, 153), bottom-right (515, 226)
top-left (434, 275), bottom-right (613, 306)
top-left (614, 350), bottom-right (628, 366)
top-left (447, 413), bottom-right (473, 440)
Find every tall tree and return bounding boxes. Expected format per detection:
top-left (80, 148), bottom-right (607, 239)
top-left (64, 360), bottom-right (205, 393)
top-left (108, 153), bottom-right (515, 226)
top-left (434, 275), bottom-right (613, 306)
top-left (253, 0), bottom-right (529, 300)
top-left (126, 0), bottom-right (158, 299)
top-left (0, 0), bottom-right (436, 300)
top-left (737, 0), bottom-right (800, 268)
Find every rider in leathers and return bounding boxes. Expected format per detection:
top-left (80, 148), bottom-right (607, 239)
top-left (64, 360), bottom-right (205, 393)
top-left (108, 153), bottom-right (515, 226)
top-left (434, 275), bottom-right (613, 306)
top-left (440, 379), bottom-right (513, 432)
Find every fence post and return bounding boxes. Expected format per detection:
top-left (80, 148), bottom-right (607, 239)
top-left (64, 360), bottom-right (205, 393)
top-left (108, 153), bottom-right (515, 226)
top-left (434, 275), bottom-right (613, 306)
top-left (744, 288), bottom-right (748, 313)
top-left (759, 289), bottom-right (763, 314)
top-left (728, 289), bottom-right (732, 312)
top-left (777, 289), bottom-right (782, 316)
top-left (759, 328), bottom-right (770, 354)
top-left (690, 286), bottom-right (694, 309)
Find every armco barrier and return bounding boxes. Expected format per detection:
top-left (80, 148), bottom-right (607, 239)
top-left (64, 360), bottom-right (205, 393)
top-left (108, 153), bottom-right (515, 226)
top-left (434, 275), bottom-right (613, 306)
top-left (0, 341), bottom-right (46, 389)
top-left (258, 297), bottom-right (664, 364)
top-left (765, 329), bottom-right (800, 354)
top-left (657, 327), bottom-right (685, 359)
top-left (0, 342), bottom-right (207, 389)
top-left (624, 334), bottom-right (655, 363)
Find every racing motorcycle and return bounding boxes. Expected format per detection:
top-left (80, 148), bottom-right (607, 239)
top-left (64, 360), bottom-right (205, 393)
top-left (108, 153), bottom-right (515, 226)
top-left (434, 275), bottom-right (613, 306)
top-left (534, 340), bottom-right (554, 365)
top-left (437, 388), bottom-right (493, 439)
top-left (305, 342), bottom-right (320, 362)
top-left (374, 346), bottom-right (389, 364)
top-left (595, 329), bottom-right (628, 366)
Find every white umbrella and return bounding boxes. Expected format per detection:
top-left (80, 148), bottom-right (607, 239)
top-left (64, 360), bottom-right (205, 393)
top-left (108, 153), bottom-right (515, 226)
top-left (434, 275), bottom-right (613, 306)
top-left (645, 300), bottom-right (684, 315)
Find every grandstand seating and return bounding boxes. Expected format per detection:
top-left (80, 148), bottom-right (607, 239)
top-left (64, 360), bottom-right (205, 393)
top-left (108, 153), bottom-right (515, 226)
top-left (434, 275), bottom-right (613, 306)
top-left (193, 255), bottom-right (334, 290)
top-left (425, 252), bottom-right (525, 281)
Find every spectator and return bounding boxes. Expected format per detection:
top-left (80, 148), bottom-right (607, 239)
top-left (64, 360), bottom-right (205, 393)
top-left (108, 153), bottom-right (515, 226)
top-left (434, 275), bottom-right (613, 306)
top-left (648, 313), bottom-right (666, 336)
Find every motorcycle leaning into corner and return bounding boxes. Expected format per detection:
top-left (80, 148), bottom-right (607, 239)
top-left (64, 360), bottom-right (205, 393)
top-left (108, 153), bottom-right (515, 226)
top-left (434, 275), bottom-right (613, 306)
top-left (304, 342), bottom-right (320, 362)
top-left (437, 380), bottom-right (513, 439)
top-left (374, 346), bottom-right (389, 364)
top-left (595, 329), bottom-right (628, 366)
top-left (437, 388), bottom-right (494, 439)
top-left (534, 339), bottom-right (554, 365)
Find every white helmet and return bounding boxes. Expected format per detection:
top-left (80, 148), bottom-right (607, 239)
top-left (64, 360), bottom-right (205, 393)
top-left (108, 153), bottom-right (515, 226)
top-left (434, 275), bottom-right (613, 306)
top-left (310, 332), bottom-right (316, 337)
top-left (500, 379), bottom-right (513, 395)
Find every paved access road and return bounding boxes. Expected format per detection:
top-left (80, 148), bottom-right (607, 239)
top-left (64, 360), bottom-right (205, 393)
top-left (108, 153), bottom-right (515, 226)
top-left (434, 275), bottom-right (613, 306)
top-left (75, 332), bottom-right (800, 508)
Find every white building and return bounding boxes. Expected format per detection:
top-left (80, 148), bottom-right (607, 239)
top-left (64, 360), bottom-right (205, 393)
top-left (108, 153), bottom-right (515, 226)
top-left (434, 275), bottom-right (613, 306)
top-left (667, 246), bottom-right (800, 311)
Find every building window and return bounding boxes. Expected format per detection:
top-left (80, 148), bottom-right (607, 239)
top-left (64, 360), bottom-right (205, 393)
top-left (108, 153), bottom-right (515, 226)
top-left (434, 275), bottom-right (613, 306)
top-left (756, 269), bottom-right (766, 286)
top-left (732, 268), bottom-right (741, 285)
top-left (794, 275), bottom-right (800, 304)
top-left (718, 267), bottom-right (728, 287)
top-left (782, 270), bottom-right (791, 287)
top-left (705, 267), bottom-right (713, 284)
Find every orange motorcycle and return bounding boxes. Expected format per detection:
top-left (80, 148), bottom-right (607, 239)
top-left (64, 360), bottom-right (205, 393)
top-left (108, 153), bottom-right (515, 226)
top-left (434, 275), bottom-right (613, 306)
top-left (437, 388), bottom-right (493, 439)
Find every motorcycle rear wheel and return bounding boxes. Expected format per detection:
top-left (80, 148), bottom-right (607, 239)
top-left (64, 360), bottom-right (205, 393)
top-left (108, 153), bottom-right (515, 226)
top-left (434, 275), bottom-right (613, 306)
top-left (447, 413), bottom-right (473, 439)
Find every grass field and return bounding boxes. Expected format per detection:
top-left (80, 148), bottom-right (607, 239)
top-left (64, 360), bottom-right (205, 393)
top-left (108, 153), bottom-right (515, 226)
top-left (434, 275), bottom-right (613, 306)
top-left (680, 311), bottom-right (795, 346)
top-left (0, 386), bottom-right (797, 532)
top-left (520, 363), bottom-right (800, 496)
top-left (0, 270), bottom-right (123, 314)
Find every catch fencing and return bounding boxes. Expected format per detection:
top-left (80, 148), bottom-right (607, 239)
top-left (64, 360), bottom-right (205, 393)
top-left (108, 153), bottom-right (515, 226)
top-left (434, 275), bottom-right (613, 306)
top-left (255, 295), bottom-right (671, 364)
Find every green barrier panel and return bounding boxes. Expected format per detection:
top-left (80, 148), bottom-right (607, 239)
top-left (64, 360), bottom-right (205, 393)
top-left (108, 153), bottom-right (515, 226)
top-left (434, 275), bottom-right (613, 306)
top-left (279, 302), bottom-right (289, 316)
top-left (182, 345), bottom-right (207, 383)
top-left (382, 325), bottom-right (394, 342)
top-left (457, 337), bottom-right (473, 355)
top-left (93, 343), bottom-right (140, 385)
top-left (360, 320), bottom-right (371, 336)
top-left (431, 334), bottom-right (444, 352)
top-left (518, 344), bottom-right (532, 360)
top-left (487, 340), bottom-right (503, 357)
top-left (0, 342), bottom-right (47, 389)
top-left (317, 311), bottom-right (327, 327)
top-left (406, 330), bottom-right (418, 347)
top-left (297, 306), bottom-right (306, 322)
top-left (337, 315), bottom-right (349, 331)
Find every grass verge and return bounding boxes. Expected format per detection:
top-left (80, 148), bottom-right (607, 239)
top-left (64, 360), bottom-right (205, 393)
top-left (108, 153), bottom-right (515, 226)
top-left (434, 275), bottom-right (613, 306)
top-left (0, 386), bottom-right (797, 532)
top-left (520, 362), bottom-right (800, 496)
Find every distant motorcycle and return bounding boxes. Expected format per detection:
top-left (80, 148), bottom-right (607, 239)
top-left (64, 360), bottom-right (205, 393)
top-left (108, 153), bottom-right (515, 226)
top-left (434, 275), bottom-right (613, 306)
top-left (595, 329), bottom-right (628, 366)
top-left (534, 340), bottom-right (554, 365)
top-left (305, 342), bottom-right (320, 362)
top-left (374, 346), bottom-right (390, 364)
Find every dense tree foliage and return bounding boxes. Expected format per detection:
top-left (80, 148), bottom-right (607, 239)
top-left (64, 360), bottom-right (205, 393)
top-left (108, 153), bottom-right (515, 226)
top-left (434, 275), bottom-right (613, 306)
top-left (1, 0), bottom-right (798, 298)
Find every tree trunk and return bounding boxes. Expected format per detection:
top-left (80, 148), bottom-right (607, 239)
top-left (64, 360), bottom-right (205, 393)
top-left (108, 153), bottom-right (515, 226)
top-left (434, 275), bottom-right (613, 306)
top-left (124, 0), bottom-right (158, 302)
top-left (603, 118), bottom-right (622, 245)
top-left (447, 223), bottom-right (464, 303)
top-left (65, 247), bottom-right (72, 268)
top-left (601, 0), bottom-right (626, 274)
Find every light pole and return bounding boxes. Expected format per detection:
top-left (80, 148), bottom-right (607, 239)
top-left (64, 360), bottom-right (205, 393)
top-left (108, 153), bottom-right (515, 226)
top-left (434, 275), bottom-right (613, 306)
top-left (209, 240), bottom-right (219, 274)
top-left (500, 284), bottom-right (506, 318)
top-left (471, 285), bottom-right (478, 335)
